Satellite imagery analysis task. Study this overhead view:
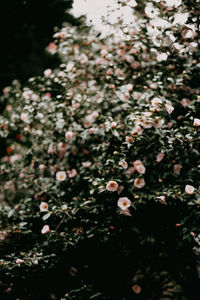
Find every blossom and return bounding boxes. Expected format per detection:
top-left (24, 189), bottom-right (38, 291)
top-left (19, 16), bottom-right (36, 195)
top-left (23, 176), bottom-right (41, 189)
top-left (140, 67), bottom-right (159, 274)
top-left (106, 181), bottom-right (118, 192)
top-left (56, 171), bottom-right (67, 181)
top-left (44, 69), bottom-right (52, 77)
top-left (41, 225), bottom-right (50, 234)
top-left (111, 121), bottom-right (117, 128)
top-left (39, 202), bottom-right (48, 212)
top-left (120, 208), bottom-right (132, 216)
top-left (20, 112), bottom-right (29, 123)
top-left (100, 49), bottom-right (108, 57)
top-left (16, 259), bottom-right (24, 264)
top-left (65, 131), bottom-right (73, 139)
top-left (173, 164), bottom-right (182, 174)
top-left (153, 117), bottom-right (164, 128)
top-left (82, 161), bottom-right (92, 168)
top-left (132, 284), bottom-right (141, 294)
top-left (119, 161), bottom-right (128, 169)
top-left (126, 83), bottom-right (133, 91)
top-left (156, 153), bottom-right (165, 162)
top-left (117, 197), bottom-right (131, 210)
top-left (185, 185), bottom-right (195, 195)
top-left (67, 169), bottom-right (77, 178)
top-left (165, 104), bottom-right (174, 114)
top-left (134, 178), bottom-right (145, 189)
top-left (157, 195), bottom-right (167, 205)
top-left (133, 160), bottom-right (146, 174)
top-left (193, 118), bottom-right (200, 127)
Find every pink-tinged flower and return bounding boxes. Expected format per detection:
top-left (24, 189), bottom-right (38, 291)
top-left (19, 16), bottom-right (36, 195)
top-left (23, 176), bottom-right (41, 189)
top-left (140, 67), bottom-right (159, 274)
top-left (48, 42), bottom-right (57, 54)
top-left (134, 178), bottom-right (145, 189)
top-left (111, 121), bottom-right (117, 128)
top-left (185, 184), bottom-right (195, 195)
top-left (101, 49), bottom-right (108, 57)
top-left (119, 161), bottom-right (128, 169)
top-left (47, 143), bottom-right (56, 154)
top-left (173, 164), bottom-right (182, 174)
top-left (67, 169), bottom-right (77, 178)
top-left (20, 112), bottom-right (29, 123)
top-left (157, 195), bottom-right (167, 205)
top-left (156, 153), bottom-right (165, 162)
top-left (39, 202), bottom-right (48, 212)
top-left (39, 164), bottom-right (46, 171)
top-left (120, 208), bottom-right (132, 216)
top-left (165, 104), bottom-right (174, 114)
top-left (126, 83), bottom-right (133, 91)
top-left (193, 118), bottom-right (200, 127)
top-left (132, 284), bottom-right (141, 294)
top-left (44, 69), bottom-right (52, 77)
top-left (181, 98), bottom-right (191, 107)
top-left (91, 111), bottom-right (99, 119)
top-left (133, 160), bottom-right (146, 174)
top-left (106, 181), bottom-right (118, 192)
top-left (125, 136), bottom-right (134, 143)
top-left (131, 125), bottom-right (143, 135)
top-left (168, 122), bottom-right (173, 129)
top-left (117, 197), bottom-right (131, 210)
top-left (197, 95), bottom-right (200, 101)
top-left (151, 97), bottom-right (162, 107)
top-left (0, 230), bottom-right (7, 241)
top-left (153, 117), bottom-right (164, 128)
top-left (65, 131), bottom-right (73, 140)
top-left (41, 225), bottom-right (50, 234)
top-left (56, 171), bottom-right (67, 181)
top-left (117, 185), bottom-right (124, 195)
top-left (82, 161), bottom-right (92, 168)
top-left (16, 259), bottom-right (24, 264)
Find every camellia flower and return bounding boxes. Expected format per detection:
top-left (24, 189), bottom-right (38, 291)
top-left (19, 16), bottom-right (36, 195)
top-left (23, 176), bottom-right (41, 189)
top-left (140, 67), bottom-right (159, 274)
top-left (165, 104), bottom-right (174, 114)
top-left (111, 121), bottom-right (117, 128)
top-left (119, 161), bottom-right (128, 169)
top-left (156, 153), bottom-right (165, 162)
top-left (117, 197), bottom-right (131, 210)
top-left (65, 131), bottom-right (73, 140)
top-left (41, 225), bottom-right (50, 234)
top-left (16, 259), bottom-right (24, 264)
top-left (82, 161), bottom-right (92, 168)
top-left (134, 178), bottom-right (145, 189)
top-left (56, 171), bottom-right (67, 181)
top-left (173, 164), bottom-right (182, 174)
top-left (39, 202), bottom-right (49, 212)
top-left (157, 195), bottom-right (167, 205)
top-left (44, 68), bottom-right (52, 77)
top-left (193, 118), bottom-right (200, 127)
top-left (185, 184), bottom-right (195, 195)
top-left (67, 169), bottom-right (77, 178)
top-left (20, 112), bottom-right (29, 123)
top-left (106, 181), bottom-right (118, 192)
top-left (133, 160), bottom-right (146, 174)
top-left (132, 284), bottom-right (141, 294)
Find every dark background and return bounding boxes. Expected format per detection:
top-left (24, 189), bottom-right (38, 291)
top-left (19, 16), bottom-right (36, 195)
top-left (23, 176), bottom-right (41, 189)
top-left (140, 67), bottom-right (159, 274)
top-left (0, 0), bottom-right (76, 94)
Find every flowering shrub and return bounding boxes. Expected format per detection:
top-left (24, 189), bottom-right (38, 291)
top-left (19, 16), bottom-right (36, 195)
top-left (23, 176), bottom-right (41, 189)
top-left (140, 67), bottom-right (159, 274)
top-left (0, 0), bottom-right (200, 298)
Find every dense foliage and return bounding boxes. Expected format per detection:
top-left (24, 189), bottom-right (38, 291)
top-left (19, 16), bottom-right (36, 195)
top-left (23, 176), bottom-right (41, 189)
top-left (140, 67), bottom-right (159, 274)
top-left (0, 0), bottom-right (200, 299)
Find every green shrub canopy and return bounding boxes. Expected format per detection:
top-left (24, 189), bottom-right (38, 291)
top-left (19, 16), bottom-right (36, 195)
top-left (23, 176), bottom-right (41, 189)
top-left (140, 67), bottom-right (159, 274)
top-left (0, 0), bottom-right (200, 297)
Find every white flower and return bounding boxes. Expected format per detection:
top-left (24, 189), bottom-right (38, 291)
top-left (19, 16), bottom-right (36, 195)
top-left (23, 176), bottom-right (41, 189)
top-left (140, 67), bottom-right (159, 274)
top-left (134, 178), bottom-right (145, 189)
top-left (44, 69), bottom-right (52, 77)
top-left (65, 131), bottom-right (73, 139)
top-left (117, 197), bottom-right (131, 210)
top-left (157, 53), bottom-right (168, 62)
top-left (165, 104), bottom-right (174, 114)
top-left (106, 181), bottom-right (118, 192)
top-left (41, 225), bottom-right (50, 234)
top-left (56, 171), bottom-right (67, 181)
top-left (193, 118), bottom-right (200, 127)
top-left (133, 160), bottom-right (146, 174)
top-left (156, 153), bottom-right (165, 162)
top-left (39, 202), bottom-right (48, 212)
top-left (119, 161), bottom-right (128, 169)
top-left (20, 112), bottom-right (29, 123)
top-left (185, 185), bottom-right (195, 195)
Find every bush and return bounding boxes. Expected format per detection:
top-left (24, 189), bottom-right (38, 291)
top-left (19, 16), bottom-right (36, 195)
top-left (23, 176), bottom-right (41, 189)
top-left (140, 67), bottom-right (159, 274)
top-left (0, 0), bottom-right (200, 298)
